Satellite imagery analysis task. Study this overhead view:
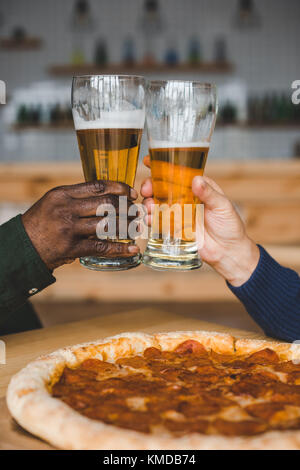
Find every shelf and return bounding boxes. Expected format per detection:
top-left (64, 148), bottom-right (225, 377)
top-left (0, 37), bottom-right (42, 50)
top-left (48, 62), bottom-right (234, 77)
top-left (11, 123), bottom-right (73, 132)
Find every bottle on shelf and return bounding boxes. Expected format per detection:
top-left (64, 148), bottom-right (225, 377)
top-left (16, 104), bottom-right (29, 126)
top-left (164, 36), bottom-right (179, 66)
top-left (94, 38), bottom-right (108, 66)
top-left (138, 0), bottom-right (163, 65)
top-left (122, 36), bottom-right (136, 66)
top-left (70, 0), bottom-right (94, 65)
top-left (214, 36), bottom-right (227, 63)
top-left (247, 91), bottom-right (300, 126)
top-left (219, 101), bottom-right (238, 125)
top-left (187, 36), bottom-right (202, 65)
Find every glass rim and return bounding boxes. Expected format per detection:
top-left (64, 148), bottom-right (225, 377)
top-left (72, 74), bottom-right (146, 81)
top-left (148, 79), bottom-right (216, 89)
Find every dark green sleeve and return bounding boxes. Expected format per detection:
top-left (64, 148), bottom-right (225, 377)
top-left (0, 301), bottom-right (42, 335)
top-left (0, 214), bottom-right (56, 331)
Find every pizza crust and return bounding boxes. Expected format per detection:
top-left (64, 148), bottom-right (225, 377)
top-left (235, 338), bottom-right (300, 362)
top-left (6, 330), bottom-right (300, 450)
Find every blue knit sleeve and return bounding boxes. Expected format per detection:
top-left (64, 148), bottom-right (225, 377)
top-left (227, 245), bottom-right (300, 342)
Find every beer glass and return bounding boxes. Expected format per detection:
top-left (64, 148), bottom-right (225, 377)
top-left (143, 80), bottom-right (217, 271)
top-left (72, 75), bottom-right (145, 270)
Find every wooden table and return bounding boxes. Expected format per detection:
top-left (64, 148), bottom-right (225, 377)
top-left (0, 307), bottom-right (268, 450)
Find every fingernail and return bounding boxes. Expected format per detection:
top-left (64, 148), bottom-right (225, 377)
top-left (130, 188), bottom-right (138, 199)
top-left (193, 176), bottom-right (206, 189)
top-left (128, 245), bottom-right (139, 253)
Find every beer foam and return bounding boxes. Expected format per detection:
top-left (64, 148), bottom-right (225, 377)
top-left (149, 140), bottom-right (210, 149)
top-left (72, 109), bottom-right (145, 130)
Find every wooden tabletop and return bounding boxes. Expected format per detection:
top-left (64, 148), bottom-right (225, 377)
top-left (0, 307), bottom-right (267, 450)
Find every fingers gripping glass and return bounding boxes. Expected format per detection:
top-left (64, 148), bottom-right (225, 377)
top-left (143, 80), bottom-right (218, 271)
top-left (72, 75), bottom-right (146, 271)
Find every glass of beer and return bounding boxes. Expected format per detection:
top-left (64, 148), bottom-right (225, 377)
top-left (143, 80), bottom-right (217, 271)
top-left (72, 75), bottom-right (145, 271)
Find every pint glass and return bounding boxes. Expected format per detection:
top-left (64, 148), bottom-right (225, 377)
top-left (72, 75), bottom-right (145, 271)
top-left (143, 80), bottom-right (217, 271)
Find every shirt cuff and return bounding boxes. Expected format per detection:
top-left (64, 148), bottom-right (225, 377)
top-left (0, 214), bottom-right (56, 313)
top-left (226, 244), bottom-right (290, 298)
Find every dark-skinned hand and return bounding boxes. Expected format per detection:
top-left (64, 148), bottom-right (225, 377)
top-left (22, 180), bottom-right (139, 271)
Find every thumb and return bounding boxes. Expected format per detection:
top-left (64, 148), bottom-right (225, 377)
top-left (192, 176), bottom-right (228, 211)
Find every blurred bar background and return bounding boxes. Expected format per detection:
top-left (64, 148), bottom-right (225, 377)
top-left (0, 0), bottom-right (299, 332)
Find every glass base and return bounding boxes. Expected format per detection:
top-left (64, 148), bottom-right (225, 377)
top-left (80, 253), bottom-right (142, 271)
top-left (142, 240), bottom-right (202, 271)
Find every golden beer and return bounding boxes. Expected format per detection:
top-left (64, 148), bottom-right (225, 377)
top-left (149, 145), bottom-right (209, 242)
top-left (76, 128), bottom-right (142, 186)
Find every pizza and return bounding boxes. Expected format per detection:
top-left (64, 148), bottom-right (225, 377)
top-left (6, 331), bottom-right (300, 450)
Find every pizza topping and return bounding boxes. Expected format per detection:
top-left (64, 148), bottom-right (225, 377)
top-left (213, 419), bottom-right (266, 436)
top-left (126, 396), bottom-right (148, 411)
top-left (143, 347), bottom-right (162, 358)
top-left (174, 340), bottom-right (207, 355)
top-left (275, 361), bottom-right (300, 373)
top-left (177, 400), bottom-right (221, 417)
top-left (231, 378), bottom-right (269, 398)
top-left (51, 340), bottom-right (300, 437)
top-left (246, 348), bottom-right (280, 365)
top-left (245, 402), bottom-right (286, 421)
top-left (162, 410), bottom-right (185, 421)
top-left (116, 357), bottom-right (147, 369)
top-left (60, 367), bottom-right (97, 385)
top-left (222, 360), bottom-right (253, 370)
top-left (164, 418), bottom-right (210, 435)
top-left (287, 371), bottom-right (300, 384)
top-left (250, 369), bottom-right (280, 383)
top-left (80, 358), bottom-right (118, 373)
top-left (218, 405), bottom-right (252, 422)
